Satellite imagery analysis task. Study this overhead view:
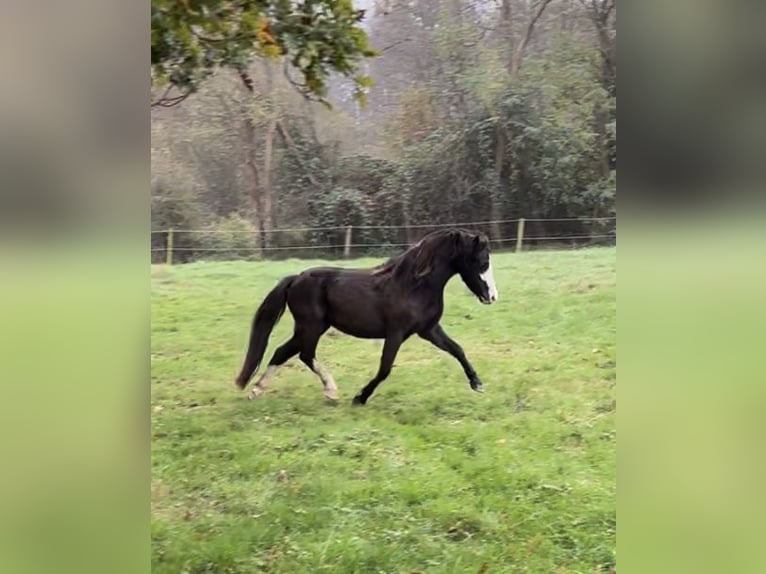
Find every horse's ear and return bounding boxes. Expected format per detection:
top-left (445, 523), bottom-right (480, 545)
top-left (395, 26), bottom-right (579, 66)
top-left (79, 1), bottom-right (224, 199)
top-left (452, 230), bottom-right (466, 253)
top-left (472, 234), bottom-right (488, 253)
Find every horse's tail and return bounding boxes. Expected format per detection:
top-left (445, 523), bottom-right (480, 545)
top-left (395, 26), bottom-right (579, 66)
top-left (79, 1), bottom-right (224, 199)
top-left (235, 275), bottom-right (296, 389)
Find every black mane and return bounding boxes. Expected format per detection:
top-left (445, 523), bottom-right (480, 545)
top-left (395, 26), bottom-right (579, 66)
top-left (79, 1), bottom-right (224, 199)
top-left (373, 228), bottom-right (473, 281)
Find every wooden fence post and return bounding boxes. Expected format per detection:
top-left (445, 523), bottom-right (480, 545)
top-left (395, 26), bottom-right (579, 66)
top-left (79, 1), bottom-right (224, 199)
top-left (516, 218), bottom-right (525, 253)
top-left (166, 229), bottom-right (174, 265)
top-left (344, 226), bottom-right (353, 258)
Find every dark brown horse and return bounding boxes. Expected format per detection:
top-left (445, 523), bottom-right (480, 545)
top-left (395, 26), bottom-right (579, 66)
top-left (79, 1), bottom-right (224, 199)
top-left (234, 228), bottom-right (499, 405)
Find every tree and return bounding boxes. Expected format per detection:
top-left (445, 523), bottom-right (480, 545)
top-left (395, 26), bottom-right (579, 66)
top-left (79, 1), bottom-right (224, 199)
top-left (578, 0), bottom-right (616, 97)
top-left (491, 0), bottom-right (554, 240)
top-left (151, 0), bottom-right (378, 107)
top-left (150, 0), bottom-right (617, 261)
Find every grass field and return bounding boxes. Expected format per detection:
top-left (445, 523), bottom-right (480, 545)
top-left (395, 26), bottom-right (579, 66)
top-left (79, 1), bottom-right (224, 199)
top-left (151, 248), bottom-right (616, 573)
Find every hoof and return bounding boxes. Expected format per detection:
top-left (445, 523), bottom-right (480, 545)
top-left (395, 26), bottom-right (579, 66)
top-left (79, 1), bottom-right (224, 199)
top-left (324, 389), bottom-right (339, 402)
top-left (351, 395), bottom-right (366, 406)
top-left (248, 386), bottom-right (265, 400)
top-left (470, 380), bottom-right (485, 393)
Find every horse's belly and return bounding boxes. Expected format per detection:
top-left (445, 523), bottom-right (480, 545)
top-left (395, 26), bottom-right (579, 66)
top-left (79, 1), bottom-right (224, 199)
top-left (331, 321), bottom-right (383, 339)
top-left (328, 307), bottom-right (385, 339)
top-left (326, 283), bottom-right (386, 339)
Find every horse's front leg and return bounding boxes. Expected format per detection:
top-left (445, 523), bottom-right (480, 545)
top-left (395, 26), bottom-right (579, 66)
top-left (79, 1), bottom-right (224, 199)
top-left (352, 333), bottom-right (404, 405)
top-left (419, 323), bottom-right (485, 392)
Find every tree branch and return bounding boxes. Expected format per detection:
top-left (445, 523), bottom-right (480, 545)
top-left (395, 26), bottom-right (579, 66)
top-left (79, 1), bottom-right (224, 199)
top-left (380, 38), bottom-right (412, 52)
top-left (577, 0), bottom-right (614, 23)
top-left (237, 68), bottom-right (254, 92)
top-left (462, 28), bottom-right (489, 48)
top-left (151, 85), bottom-right (193, 108)
top-left (190, 27), bottom-right (245, 45)
top-left (509, 0), bottom-right (554, 76)
top-left (282, 59), bottom-right (312, 97)
top-left (275, 120), bottom-right (319, 186)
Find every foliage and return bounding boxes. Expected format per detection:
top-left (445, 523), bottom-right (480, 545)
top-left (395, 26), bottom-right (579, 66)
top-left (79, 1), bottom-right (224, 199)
top-left (313, 186), bottom-right (370, 227)
top-left (331, 155), bottom-right (404, 241)
top-left (151, 0), bottom-right (378, 105)
top-left (151, 248), bottom-right (616, 573)
top-left (200, 213), bottom-right (261, 260)
top-left (582, 170), bottom-right (616, 217)
top-left (386, 87), bottom-right (439, 152)
top-left (152, 180), bottom-right (204, 232)
top-left (151, 179), bottom-right (207, 263)
top-left (151, 0), bottom-right (618, 258)
top-left (506, 38), bottom-right (613, 216)
top-left (307, 186), bottom-right (371, 251)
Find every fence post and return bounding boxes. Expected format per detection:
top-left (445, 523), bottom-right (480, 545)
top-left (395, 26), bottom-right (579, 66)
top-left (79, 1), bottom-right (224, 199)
top-left (166, 229), bottom-right (174, 265)
top-left (344, 225), bottom-right (353, 258)
top-left (515, 218), bottom-right (525, 253)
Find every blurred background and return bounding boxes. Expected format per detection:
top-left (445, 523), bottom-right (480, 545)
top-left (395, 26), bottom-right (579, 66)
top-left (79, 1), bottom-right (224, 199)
top-left (151, 0), bottom-right (616, 262)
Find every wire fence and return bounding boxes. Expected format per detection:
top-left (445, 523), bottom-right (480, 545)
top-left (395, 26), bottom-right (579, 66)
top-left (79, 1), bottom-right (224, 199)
top-left (150, 216), bottom-right (616, 264)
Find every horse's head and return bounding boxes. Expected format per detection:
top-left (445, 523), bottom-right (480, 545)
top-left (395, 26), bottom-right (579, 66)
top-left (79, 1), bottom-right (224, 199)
top-left (451, 230), bottom-right (498, 305)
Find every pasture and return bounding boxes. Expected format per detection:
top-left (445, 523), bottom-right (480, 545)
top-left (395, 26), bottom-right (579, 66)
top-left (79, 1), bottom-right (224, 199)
top-left (151, 248), bottom-right (616, 573)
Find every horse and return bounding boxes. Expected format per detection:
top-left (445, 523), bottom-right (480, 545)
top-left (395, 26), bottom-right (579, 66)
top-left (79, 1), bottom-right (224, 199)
top-left (234, 228), bottom-right (499, 405)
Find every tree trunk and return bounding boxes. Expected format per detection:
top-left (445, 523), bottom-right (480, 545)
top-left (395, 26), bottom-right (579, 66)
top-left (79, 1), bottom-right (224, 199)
top-left (509, 0), bottom-right (553, 77)
top-left (242, 114), bottom-right (264, 252)
top-left (489, 0), bottom-right (513, 241)
top-left (493, 0), bottom-right (553, 240)
top-left (260, 61), bottom-right (277, 249)
top-left (591, 0), bottom-right (616, 97)
top-left (275, 120), bottom-right (319, 187)
top-left (584, 0), bottom-right (616, 235)
top-left (261, 116), bottom-right (276, 248)
top-left (490, 126), bottom-right (507, 241)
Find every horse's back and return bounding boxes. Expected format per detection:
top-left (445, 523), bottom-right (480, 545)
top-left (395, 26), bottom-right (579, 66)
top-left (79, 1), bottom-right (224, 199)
top-left (286, 265), bottom-right (387, 338)
top-left (300, 265), bottom-right (374, 278)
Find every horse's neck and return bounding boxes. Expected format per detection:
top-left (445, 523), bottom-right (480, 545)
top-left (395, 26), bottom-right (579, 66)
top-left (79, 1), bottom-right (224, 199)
top-left (425, 257), bottom-right (457, 293)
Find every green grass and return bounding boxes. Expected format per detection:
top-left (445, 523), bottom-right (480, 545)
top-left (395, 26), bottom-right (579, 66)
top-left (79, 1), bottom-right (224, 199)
top-left (151, 248), bottom-right (616, 573)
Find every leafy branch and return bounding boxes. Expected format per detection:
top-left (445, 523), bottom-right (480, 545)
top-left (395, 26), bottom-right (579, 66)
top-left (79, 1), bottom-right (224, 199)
top-left (151, 0), bottom-right (379, 107)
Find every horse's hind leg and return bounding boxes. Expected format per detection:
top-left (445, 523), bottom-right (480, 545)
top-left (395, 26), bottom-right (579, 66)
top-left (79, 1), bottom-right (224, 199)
top-left (296, 323), bottom-right (338, 401)
top-left (311, 359), bottom-right (339, 401)
top-left (248, 336), bottom-right (300, 399)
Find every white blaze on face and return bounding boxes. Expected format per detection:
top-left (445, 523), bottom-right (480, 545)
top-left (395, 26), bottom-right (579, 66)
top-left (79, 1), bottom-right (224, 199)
top-left (479, 256), bottom-right (498, 303)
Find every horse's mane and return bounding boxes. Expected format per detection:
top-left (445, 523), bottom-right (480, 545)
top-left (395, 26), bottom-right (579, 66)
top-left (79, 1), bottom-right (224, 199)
top-left (373, 229), bottom-right (466, 282)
